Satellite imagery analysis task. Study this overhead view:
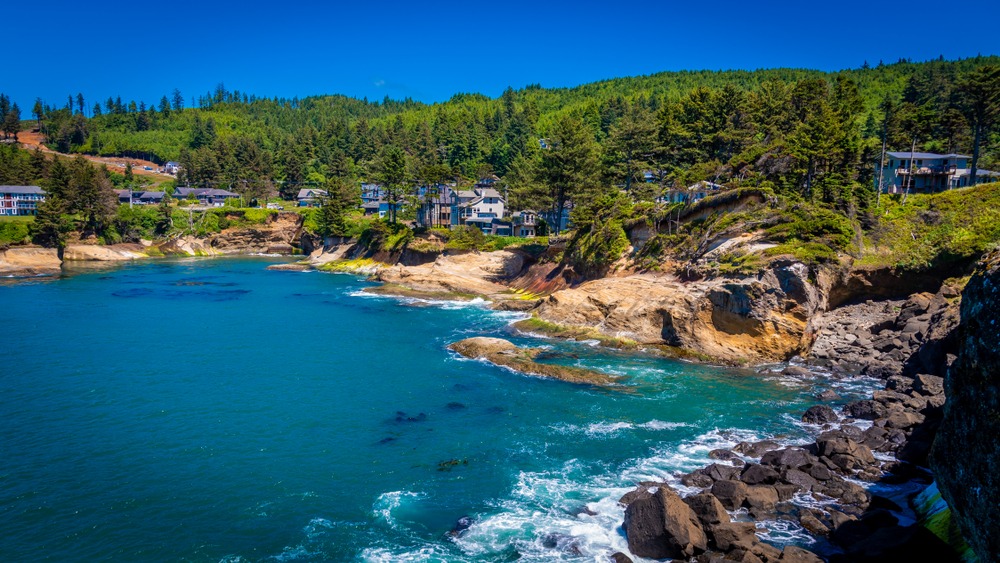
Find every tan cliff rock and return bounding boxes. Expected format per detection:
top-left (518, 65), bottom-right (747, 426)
top-left (0, 247), bottom-right (61, 276)
top-left (375, 250), bottom-right (526, 300)
top-left (529, 262), bottom-right (822, 364)
top-left (63, 244), bottom-right (148, 261)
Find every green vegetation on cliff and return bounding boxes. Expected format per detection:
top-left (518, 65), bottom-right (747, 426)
top-left (861, 183), bottom-right (1000, 270)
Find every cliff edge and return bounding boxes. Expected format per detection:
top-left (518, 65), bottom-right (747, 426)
top-left (931, 249), bottom-right (1000, 563)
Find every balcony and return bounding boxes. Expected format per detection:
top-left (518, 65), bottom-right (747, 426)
top-left (896, 165), bottom-right (958, 176)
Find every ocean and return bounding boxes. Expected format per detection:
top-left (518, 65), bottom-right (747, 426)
top-left (0, 258), bottom-right (879, 561)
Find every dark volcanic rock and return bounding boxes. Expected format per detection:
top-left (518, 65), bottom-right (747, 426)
top-left (817, 389), bottom-right (842, 402)
top-left (932, 250), bottom-right (1000, 563)
top-left (781, 545), bottom-right (825, 562)
top-left (740, 463), bottom-right (780, 485)
top-left (913, 373), bottom-right (945, 396)
top-left (802, 404), bottom-right (839, 424)
top-left (711, 480), bottom-right (748, 511)
top-left (708, 448), bottom-right (744, 464)
top-left (733, 440), bottom-right (781, 458)
top-left (760, 447), bottom-right (814, 469)
top-left (623, 486), bottom-right (707, 559)
top-left (843, 399), bottom-right (887, 420)
top-left (609, 552), bottom-right (633, 563)
top-left (708, 521), bottom-right (758, 552)
top-left (683, 493), bottom-right (730, 527)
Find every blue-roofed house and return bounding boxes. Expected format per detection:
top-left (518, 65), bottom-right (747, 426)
top-left (880, 151), bottom-right (1000, 193)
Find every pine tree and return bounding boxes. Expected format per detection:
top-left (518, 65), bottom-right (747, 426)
top-left (378, 145), bottom-right (408, 224)
top-left (538, 114), bottom-right (600, 233)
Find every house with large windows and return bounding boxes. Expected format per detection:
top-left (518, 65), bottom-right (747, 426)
top-left (450, 187), bottom-right (506, 233)
top-left (0, 186), bottom-right (46, 216)
top-left (174, 187), bottom-right (240, 206)
top-left (880, 152), bottom-right (1000, 193)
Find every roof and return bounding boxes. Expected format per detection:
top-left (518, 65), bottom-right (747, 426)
top-left (361, 201), bottom-right (381, 209)
top-left (464, 216), bottom-right (494, 224)
top-left (455, 190), bottom-right (477, 199)
top-left (887, 151), bottom-right (971, 160)
top-left (138, 191), bottom-right (165, 198)
top-left (297, 188), bottom-right (327, 199)
top-left (477, 188), bottom-right (503, 199)
top-left (0, 185), bottom-right (45, 195)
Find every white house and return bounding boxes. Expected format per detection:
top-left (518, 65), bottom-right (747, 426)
top-left (451, 187), bottom-right (506, 232)
top-left (880, 152), bottom-right (1000, 193)
top-left (0, 186), bottom-right (46, 216)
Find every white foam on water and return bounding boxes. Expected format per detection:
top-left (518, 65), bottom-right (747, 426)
top-left (755, 518), bottom-right (817, 547)
top-left (551, 420), bottom-right (693, 438)
top-left (269, 544), bottom-right (323, 562)
top-left (373, 491), bottom-right (427, 530)
top-left (303, 517), bottom-right (334, 540)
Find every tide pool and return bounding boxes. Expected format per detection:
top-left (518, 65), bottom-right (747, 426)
top-left (0, 258), bottom-right (877, 561)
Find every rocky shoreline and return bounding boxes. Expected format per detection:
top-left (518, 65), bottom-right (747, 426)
top-left (613, 365), bottom-right (951, 562)
top-left (5, 229), bottom-right (994, 562)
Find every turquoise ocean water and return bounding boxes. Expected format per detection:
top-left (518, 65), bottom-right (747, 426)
top-left (1, 258), bottom-right (878, 561)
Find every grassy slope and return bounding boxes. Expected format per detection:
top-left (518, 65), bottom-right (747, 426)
top-left (860, 183), bottom-right (1000, 271)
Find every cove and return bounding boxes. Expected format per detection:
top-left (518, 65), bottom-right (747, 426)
top-left (0, 257), bottom-right (878, 561)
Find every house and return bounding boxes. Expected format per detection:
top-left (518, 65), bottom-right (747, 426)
top-left (361, 183), bottom-right (384, 205)
top-left (0, 186), bottom-right (45, 216)
top-left (136, 191), bottom-right (165, 205)
top-left (117, 190), bottom-right (165, 205)
top-left (451, 187), bottom-right (506, 230)
top-left (296, 188), bottom-right (327, 207)
top-left (174, 187), bottom-right (240, 206)
top-left (164, 162), bottom-right (181, 175)
top-left (880, 152), bottom-right (1000, 193)
top-left (511, 210), bottom-right (538, 237)
top-left (657, 181), bottom-right (723, 204)
top-left (361, 201), bottom-right (381, 216)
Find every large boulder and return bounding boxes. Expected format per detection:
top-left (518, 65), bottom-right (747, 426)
top-left (931, 250), bottom-right (1000, 563)
top-left (816, 435), bottom-right (876, 470)
top-left (711, 480), bottom-right (748, 511)
top-left (623, 486), bottom-right (707, 559)
top-left (684, 493), bottom-right (731, 527)
top-left (740, 463), bottom-right (780, 485)
top-left (802, 405), bottom-right (839, 424)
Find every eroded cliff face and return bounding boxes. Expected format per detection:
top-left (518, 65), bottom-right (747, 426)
top-left (931, 250), bottom-right (1000, 563)
top-left (531, 262), bottom-right (824, 364)
top-left (0, 247), bottom-right (61, 276)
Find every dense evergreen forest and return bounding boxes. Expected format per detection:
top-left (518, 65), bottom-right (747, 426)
top-left (1, 56), bottom-right (998, 267)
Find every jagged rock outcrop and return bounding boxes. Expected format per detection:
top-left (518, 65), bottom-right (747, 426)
top-left (932, 250), bottom-right (1000, 563)
top-left (807, 284), bottom-right (961, 378)
top-left (530, 261), bottom-right (823, 364)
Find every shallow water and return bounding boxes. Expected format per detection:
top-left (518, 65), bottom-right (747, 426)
top-left (0, 258), bottom-right (878, 561)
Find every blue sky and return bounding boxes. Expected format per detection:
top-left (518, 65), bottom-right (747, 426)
top-left (6, 0), bottom-right (999, 112)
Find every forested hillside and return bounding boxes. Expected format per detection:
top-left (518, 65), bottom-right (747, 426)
top-left (8, 57), bottom-right (996, 207)
top-left (2, 56), bottom-right (999, 271)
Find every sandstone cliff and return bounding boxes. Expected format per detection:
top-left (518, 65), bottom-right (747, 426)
top-left (931, 250), bottom-right (1000, 563)
top-left (0, 247), bottom-right (61, 276)
top-left (530, 261), bottom-right (823, 364)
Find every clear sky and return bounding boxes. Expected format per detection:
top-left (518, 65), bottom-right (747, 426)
top-left (6, 0), bottom-right (998, 112)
